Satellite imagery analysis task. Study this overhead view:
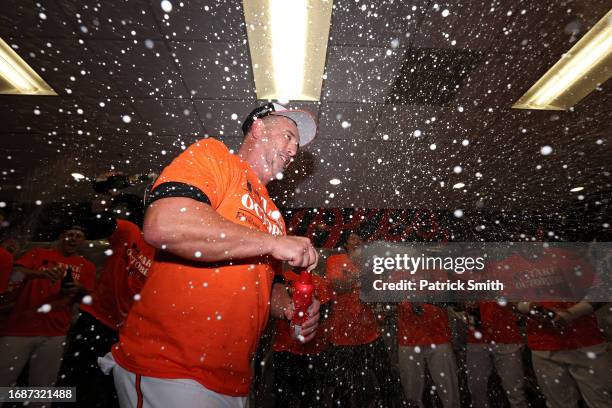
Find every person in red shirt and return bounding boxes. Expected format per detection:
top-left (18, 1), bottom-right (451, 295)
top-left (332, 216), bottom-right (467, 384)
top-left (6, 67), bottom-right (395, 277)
top-left (464, 301), bottom-right (527, 408)
top-left (54, 191), bottom-right (155, 408)
top-left (270, 270), bottom-right (332, 407)
top-left (326, 233), bottom-right (402, 407)
top-left (0, 225), bottom-right (96, 388)
top-left (517, 299), bottom-right (612, 408)
top-left (511, 247), bottom-right (612, 408)
top-left (397, 301), bottom-right (459, 408)
top-left (103, 103), bottom-right (321, 408)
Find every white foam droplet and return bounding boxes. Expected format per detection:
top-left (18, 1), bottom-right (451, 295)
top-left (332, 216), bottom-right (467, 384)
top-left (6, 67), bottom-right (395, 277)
top-left (429, 144), bottom-right (437, 150)
top-left (441, 9), bottom-right (450, 17)
top-left (82, 295), bottom-right (93, 305)
top-left (413, 130), bottom-right (422, 137)
top-left (453, 209), bottom-right (464, 218)
top-left (122, 115), bottom-right (132, 124)
top-left (160, 0), bottom-right (173, 13)
top-left (38, 304), bottom-right (52, 313)
top-left (540, 145), bottom-right (553, 155)
top-left (104, 249), bottom-right (113, 256)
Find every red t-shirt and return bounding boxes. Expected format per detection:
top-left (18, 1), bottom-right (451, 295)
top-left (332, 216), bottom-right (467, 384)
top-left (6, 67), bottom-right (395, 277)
top-left (326, 253), bottom-right (380, 346)
top-left (112, 138), bottom-right (286, 397)
top-left (0, 247), bottom-right (12, 294)
top-left (81, 219), bottom-right (155, 330)
top-left (525, 301), bottom-right (605, 351)
top-left (495, 251), bottom-right (604, 350)
top-left (273, 271), bottom-right (333, 355)
top-left (397, 302), bottom-right (451, 346)
top-left (467, 302), bottom-right (523, 344)
top-left (1, 247), bottom-right (96, 336)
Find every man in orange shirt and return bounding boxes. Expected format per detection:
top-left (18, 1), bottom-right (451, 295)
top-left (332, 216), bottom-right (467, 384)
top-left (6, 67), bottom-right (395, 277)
top-left (326, 233), bottom-right (401, 407)
top-left (0, 225), bottom-right (96, 388)
top-left (103, 103), bottom-right (321, 408)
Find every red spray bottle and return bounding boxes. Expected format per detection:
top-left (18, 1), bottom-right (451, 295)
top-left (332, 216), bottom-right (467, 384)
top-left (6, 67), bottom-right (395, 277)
top-left (290, 270), bottom-right (314, 342)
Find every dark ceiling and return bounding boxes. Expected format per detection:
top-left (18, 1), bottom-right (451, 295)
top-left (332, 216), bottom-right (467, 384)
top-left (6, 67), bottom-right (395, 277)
top-left (0, 0), bottom-right (610, 212)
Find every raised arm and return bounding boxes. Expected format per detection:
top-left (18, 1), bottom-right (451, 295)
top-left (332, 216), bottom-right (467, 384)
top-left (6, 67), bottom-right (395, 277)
top-left (143, 197), bottom-right (318, 269)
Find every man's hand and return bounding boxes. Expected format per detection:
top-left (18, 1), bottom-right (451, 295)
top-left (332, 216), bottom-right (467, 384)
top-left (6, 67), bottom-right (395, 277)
top-left (269, 236), bottom-right (318, 271)
top-left (551, 310), bottom-right (572, 328)
top-left (39, 265), bottom-right (64, 283)
top-left (286, 297), bottom-right (321, 343)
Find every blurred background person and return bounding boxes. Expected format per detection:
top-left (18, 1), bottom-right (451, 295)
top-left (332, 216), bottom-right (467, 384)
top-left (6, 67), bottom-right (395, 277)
top-left (326, 232), bottom-right (402, 407)
top-left (397, 301), bottom-right (460, 408)
top-left (54, 173), bottom-right (154, 408)
top-left (518, 300), bottom-right (612, 408)
top-left (0, 225), bottom-right (96, 389)
top-left (464, 301), bottom-right (528, 408)
top-left (268, 268), bottom-right (332, 408)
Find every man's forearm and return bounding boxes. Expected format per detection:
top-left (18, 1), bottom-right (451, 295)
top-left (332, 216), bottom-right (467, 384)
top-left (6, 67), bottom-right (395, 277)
top-left (144, 198), bottom-right (276, 262)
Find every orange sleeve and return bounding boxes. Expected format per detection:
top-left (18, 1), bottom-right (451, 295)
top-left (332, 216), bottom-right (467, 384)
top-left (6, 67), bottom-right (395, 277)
top-left (151, 139), bottom-right (236, 209)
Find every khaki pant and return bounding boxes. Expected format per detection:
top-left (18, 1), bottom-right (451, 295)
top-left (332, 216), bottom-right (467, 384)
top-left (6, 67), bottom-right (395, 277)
top-left (398, 343), bottom-right (460, 408)
top-left (0, 335), bottom-right (66, 387)
top-left (466, 343), bottom-right (528, 408)
top-left (532, 342), bottom-right (612, 408)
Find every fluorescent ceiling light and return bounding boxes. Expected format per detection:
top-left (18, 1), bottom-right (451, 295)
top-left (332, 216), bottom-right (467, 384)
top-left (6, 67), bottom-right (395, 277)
top-left (243, 0), bottom-right (332, 101)
top-left (513, 9), bottom-right (612, 110)
top-left (0, 37), bottom-right (56, 96)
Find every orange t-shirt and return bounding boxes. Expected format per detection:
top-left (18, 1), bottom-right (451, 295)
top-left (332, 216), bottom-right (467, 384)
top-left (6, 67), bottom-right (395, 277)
top-left (273, 271), bottom-right (333, 355)
top-left (81, 219), bottom-right (155, 330)
top-left (1, 247), bottom-right (96, 336)
top-left (0, 247), bottom-right (12, 294)
top-left (397, 303), bottom-right (451, 346)
top-left (326, 253), bottom-right (380, 346)
top-left (112, 138), bottom-right (286, 397)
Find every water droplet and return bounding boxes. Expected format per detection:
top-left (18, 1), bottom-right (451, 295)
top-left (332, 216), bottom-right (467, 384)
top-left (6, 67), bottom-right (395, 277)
top-left (160, 0), bottom-right (173, 13)
top-left (540, 145), bottom-right (553, 155)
